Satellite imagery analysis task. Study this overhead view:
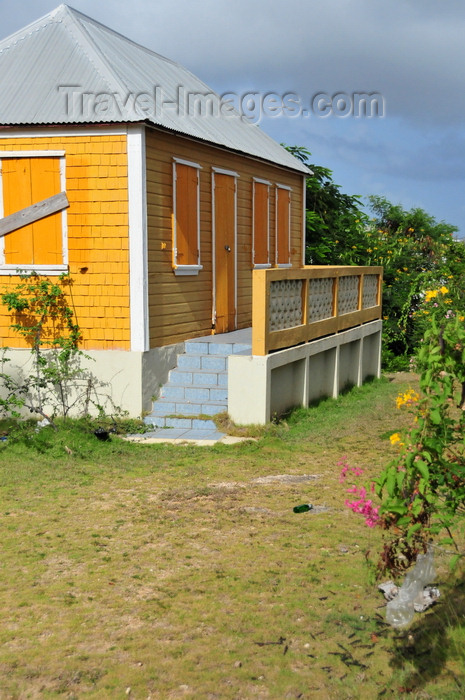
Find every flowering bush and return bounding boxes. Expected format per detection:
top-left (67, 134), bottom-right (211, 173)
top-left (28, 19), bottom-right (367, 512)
top-left (342, 286), bottom-right (465, 575)
top-left (376, 287), bottom-right (465, 574)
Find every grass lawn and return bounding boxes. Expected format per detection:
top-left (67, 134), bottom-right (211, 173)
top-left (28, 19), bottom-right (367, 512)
top-left (0, 374), bottom-right (464, 699)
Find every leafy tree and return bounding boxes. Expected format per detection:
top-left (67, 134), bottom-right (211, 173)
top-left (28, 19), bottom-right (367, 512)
top-left (356, 196), bottom-right (465, 368)
top-left (285, 145), bottom-right (365, 264)
top-left (286, 146), bottom-right (465, 369)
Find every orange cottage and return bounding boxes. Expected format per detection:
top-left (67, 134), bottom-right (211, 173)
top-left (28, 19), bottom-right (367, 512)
top-left (0, 5), bottom-right (310, 417)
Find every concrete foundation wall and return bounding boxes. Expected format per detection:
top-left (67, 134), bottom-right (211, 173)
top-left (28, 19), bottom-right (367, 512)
top-left (307, 348), bottom-right (337, 401)
top-left (0, 342), bottom-right (183, 418)
top-left (228, 320), bottom-right (382, 425)
top-left (338, 339), bottom-right (362, 393)
top-left (270, 358), bottom-right (306, 419)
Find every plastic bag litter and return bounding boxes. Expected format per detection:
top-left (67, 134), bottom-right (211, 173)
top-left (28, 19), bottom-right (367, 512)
top-left (379, 546), bottom-right (440, 628)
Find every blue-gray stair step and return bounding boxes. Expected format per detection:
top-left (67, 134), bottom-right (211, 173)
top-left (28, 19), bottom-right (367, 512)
top-left (178, 354), bottom-right (227, 371)
top-left (143, 334), bottom-right (252, 431)
top-left (149, 398), bottom-right (226, 416)
top-left (144, 416), bottom-right (218, 430)
top-left (161, 385), bottom-right (228, 402)
top-left (185, 341), bottom-right (251, 356)
top-left (167, 370), bottom-right (228, 388)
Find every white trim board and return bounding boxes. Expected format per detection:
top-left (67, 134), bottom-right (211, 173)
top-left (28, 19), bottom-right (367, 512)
top-left (127, 125), bottom-right (149, 352)
top-left (0, 127), bottom-right (128, 139)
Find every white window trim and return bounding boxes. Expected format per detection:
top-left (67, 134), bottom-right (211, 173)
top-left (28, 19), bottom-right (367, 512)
top-left (252, 178), bottom-right (270, 268)
top-left (172, 158), bottom-right (203, 275)
top-left (212, 167), bottom-right (239, 178)
top-left (173, 157), bottom-right (202, 169)
top-left (275, 184), bottom-right (292, 268)
top-left (0, 151), bottom-right (68, 275)
top-left (174, 265), bottom-right (203, 276)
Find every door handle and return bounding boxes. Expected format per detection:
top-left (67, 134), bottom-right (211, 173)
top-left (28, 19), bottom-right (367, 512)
top-left (224, 245), bottom-right (231, 252)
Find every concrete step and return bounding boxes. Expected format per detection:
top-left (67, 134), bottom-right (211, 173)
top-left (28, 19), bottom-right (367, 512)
top-left (167, 368), bottom-right (228, 387)
top-left (161, 384), bottom-right (228, 403)
top-left (149, 397), bottom-right (227, 417)
top-left (185, 340), bottom-right (251, 356)
top-left (144, 415), bottom-right (219, 430)
top-left (143, 330), bottom-right (251, 430)
top-left (177, 353), bottom-right (227, 371)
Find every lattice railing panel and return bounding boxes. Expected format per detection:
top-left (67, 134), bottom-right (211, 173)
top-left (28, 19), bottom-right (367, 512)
top-left (337, 275), bottom-right (359, 315)
top-left (308, 277), bottom-right (334, 322)
top-left (362, 274), bottom-right (378, 309)
top-left (269, 279), bottom-right (303, 331)
top-left (253, 265), bottom-right (382, 355)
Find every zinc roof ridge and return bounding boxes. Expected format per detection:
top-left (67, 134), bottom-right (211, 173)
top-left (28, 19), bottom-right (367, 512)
top-left (57, 5), bottom-right (133, 108)
top-left (62, 3), bottom-right (182, 70)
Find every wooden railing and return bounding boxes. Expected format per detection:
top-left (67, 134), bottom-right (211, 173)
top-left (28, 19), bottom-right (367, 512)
top-left (252, 265), bottom-right (383, 355)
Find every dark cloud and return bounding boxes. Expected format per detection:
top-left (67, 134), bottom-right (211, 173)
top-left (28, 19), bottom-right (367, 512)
top-left (1, 0), bottom-right (464, 233)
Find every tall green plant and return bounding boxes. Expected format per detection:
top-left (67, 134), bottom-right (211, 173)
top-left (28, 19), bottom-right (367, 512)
top-left (0, 273), bottom-right (107, 425)
top-left (374, 286), bottom-right (465, 574)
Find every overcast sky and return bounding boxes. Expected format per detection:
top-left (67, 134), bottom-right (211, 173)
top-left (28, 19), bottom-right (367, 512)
top-left (2, 0), bottom-right (464, 236)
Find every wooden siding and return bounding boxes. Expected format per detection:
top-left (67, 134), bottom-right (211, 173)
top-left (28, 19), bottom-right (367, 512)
top-left (145, 127), bottom-right (304, 348)
top-left (0, 133), bottom-right (130, 350)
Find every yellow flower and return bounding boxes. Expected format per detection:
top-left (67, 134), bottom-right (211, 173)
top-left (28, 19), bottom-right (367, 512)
top-left (396, 389), bottom-right (420, 409)
top-left (440, 286), bottom-right (449, 295)
top-left (390, 432), bottom-right (404, 446)
top-left (424, 289), bottom-right (438, 302)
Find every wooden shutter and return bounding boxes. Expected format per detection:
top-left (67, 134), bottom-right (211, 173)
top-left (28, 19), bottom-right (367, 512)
top-left (276, 186), bottom-right (291, 265)
top-left (253, 181), bottom-right (269, 265)
top-left (2, 157), bottom-right (62, 265)
top-left (175, 163), bottom-right (199, 266)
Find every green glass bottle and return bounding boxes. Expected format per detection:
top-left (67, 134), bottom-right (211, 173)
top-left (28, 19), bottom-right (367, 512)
top-left (293, 503), bottom-right (313, 513)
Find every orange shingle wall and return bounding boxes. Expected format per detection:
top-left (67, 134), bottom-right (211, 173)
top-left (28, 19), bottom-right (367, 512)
top-left (0, 132), bottom-right (130, 350)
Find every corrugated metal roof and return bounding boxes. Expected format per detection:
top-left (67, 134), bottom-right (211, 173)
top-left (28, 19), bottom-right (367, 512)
top-left (0, 4), bottom-right (309, 174)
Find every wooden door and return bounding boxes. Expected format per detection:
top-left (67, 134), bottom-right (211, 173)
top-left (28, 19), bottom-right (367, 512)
top-left (213, 172), bottom-right (236, 333)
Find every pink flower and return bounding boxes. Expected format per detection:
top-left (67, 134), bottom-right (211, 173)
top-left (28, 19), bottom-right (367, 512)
top-left (338, 458), bottom-right (379, 527)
